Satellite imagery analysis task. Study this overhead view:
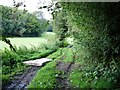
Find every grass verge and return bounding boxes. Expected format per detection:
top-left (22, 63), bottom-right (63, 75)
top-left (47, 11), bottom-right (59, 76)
top-left (27, 48), bottom-right (63, 89)
top-left (28, 61), bottom-right (57, 89)
top-left (27, 48), bottom-right (74, 89)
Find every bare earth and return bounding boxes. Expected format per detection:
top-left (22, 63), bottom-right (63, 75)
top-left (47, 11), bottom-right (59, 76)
top-left (5, 66), bottom-right (40, 90)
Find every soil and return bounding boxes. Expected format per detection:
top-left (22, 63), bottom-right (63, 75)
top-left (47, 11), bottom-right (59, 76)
top-left (56, 61), bottom-right (74, 89)
top-left (4, 66), bottom-right (40, 90)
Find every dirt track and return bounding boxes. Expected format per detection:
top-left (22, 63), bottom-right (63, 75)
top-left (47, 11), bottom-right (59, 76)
top-left (4, 66), bottom-right (40, 90)
top-left (56, 61), bottom-right (74, 89)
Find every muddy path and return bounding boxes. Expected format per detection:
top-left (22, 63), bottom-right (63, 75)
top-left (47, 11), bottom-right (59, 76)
top-left (4, 66), bottom-right (40, 90)
top-left (55, 47), bottom-right (76, 89)
top-left (56, 61), bottom-right (74, 89)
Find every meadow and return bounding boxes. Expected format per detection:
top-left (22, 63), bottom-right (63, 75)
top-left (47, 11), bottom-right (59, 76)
top-left (0, 37), bottom-right (47, 50)
top-left (0, 32), bottom-right (56, 50)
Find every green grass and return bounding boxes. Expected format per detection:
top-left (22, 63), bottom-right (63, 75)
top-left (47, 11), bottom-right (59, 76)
top-left (0, 37), bottom-right (47, 50)
top-left (28, 48), bottom-right (62, 89)
top-left (66, 37), bottom-right (73, 45)
top-left (27, 48), bottom-right (72, 88)
top-left (62, 48), bottom-right (73, 63)
top-left (0, 32), bottom-right (56, 50)
top-left (28, 61), bottom-right (57, 89)
top-left (28, 48), bottom-right (75, 89)
top-left (47, 48), bottom-right (63, 59)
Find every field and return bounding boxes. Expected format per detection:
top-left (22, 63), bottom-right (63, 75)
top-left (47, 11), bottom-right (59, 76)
top-left (0, 37), bottom-right (47, 50)
top-left (0, 32), bottom-right (56, 50)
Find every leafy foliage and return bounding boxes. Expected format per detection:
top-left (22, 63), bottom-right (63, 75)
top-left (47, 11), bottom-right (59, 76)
top-left (1, 5), bottom-right (48, 37)
top-left (52, 10), bottom-right (68, 41)
top-left (53, 2), bottom-right (120, 88)
top-left (61, 2), bottom-right (120, 64)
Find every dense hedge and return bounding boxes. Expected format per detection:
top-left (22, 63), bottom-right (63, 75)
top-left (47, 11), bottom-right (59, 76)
top-left (60, 2), bottom-right (120, 64)
top-left (54, 2), bottom-right (120, 88)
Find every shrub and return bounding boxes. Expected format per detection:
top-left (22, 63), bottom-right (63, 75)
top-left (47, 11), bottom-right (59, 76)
top-left (55, 40), bottom-right (69, 48)
top-left (2, 48), bottom-right (20, 68)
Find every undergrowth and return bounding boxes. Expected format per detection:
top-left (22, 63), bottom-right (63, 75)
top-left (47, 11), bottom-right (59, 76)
top-left (2, 44), bottom-right (58, 87)
top-left (69, 49), bottom-right (120, 89)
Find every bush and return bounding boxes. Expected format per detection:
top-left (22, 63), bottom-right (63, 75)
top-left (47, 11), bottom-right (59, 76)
top-left (2, 48), bottom-right (20, 68)
top-left (60, 3), bottom-right (120, 88)
top-left (2, 74), bottom-right (11, 86)
top-left (55, 40), bottom-right (69, 47)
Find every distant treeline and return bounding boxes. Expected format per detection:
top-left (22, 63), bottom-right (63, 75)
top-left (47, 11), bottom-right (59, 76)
top-left (0, 5), bottom-right (52, 37)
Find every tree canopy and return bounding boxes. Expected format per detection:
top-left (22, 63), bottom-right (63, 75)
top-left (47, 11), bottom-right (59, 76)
top-left (0, 5), bottom-right (49, 37)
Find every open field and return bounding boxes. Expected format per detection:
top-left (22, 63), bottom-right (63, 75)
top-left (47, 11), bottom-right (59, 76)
top-left (0, 37), bottom-right (47, 50)
top-left (0, 32), bottom-right (56, 50)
